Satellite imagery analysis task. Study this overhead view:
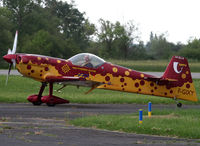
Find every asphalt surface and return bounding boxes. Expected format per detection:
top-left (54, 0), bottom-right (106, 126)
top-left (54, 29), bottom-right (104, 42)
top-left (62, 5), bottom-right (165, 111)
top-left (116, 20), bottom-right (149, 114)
top-left (1, 69), bottom-right (200, 78)
top-left (0, 103), bottom-right (200, 146)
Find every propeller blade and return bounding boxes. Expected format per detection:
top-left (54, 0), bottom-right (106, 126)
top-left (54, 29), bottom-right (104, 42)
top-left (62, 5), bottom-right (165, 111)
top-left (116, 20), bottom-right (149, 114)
top-left (5, 30), bottom-right (18, 85)
top-left (8, 49), bottom-right (12, 54)
top-left (5, 63), bottom-right (12, 85)
top-left (12, 59), bottom-right (16, 68)
top-left (12, 31), bottom-right (18, 54)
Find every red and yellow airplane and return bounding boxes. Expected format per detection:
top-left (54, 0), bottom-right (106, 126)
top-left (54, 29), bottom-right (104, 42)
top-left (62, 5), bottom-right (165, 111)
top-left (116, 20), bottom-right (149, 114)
top-left (3, 31), bottom-right (198, 106)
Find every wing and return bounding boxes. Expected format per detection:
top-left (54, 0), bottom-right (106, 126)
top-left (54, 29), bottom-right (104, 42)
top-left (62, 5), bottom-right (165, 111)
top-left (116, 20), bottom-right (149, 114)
top-left (144, 76), bottom-right (178, 85)
top-left (45, 75), bottom-right (104, 94)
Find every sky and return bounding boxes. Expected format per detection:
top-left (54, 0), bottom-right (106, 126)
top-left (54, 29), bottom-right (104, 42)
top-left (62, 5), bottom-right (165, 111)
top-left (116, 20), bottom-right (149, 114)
top-left (64, 0), bottom-right (200, 44)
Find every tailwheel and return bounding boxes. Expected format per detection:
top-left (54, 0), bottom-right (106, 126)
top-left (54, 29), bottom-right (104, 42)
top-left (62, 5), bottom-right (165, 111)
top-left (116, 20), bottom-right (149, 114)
top-left (177, 102), bottom-right (182, 108)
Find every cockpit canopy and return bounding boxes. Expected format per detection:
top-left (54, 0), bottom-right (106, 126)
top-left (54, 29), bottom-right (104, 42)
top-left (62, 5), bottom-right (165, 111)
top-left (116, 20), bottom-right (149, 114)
top-left (69, 53), bottom-right (105, 68)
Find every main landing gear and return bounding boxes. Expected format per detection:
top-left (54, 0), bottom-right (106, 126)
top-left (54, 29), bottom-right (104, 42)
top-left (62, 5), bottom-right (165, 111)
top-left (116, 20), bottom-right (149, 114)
top-left (27, 82), bottom-right (69, 106)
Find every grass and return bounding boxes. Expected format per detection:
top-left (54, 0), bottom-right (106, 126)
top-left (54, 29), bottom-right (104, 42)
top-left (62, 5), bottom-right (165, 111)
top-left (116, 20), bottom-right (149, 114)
top-left (107, 59), bottom-right (200, 72)
top-left (70, 109), bottom-right (200, 139)
top-left (0, 75), bottom-right (200, 104)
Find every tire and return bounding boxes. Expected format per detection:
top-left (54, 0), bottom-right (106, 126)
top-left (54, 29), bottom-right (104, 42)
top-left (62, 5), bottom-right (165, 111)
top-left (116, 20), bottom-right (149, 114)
top-left (46, 103), bottom-right (56, 107)
top-left (177, 102), bottom-right (182, 108)
top-left (32, 101), bottom-right (42, 106)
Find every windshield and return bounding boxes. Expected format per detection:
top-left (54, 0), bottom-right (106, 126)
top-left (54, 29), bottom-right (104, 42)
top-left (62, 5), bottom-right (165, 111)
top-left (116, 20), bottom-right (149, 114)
top-left (69, 53), bottom-right (105, 68)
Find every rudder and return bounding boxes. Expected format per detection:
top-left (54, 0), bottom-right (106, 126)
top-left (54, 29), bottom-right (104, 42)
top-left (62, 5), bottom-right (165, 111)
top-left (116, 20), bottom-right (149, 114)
top-left (162, 56), bottom-right (197, 102)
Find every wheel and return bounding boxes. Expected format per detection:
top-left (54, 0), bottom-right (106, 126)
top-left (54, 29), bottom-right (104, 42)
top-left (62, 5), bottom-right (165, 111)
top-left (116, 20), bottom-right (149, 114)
top-left (46, 103), bottom-right (56, 107)
top-left (32, 101), bottom-right (42, 106)
top-left (177, 102), bottom-right (182, 108)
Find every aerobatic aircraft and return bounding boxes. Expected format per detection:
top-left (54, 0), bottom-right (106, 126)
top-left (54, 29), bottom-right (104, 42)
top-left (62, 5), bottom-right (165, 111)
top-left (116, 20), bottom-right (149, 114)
top-left (3, 31), bottom-right (198, 107)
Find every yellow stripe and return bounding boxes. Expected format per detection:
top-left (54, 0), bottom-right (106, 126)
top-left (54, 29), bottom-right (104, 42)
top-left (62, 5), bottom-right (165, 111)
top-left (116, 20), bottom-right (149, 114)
top-left (148, 112), bottom-right (152, 117)
top-left (72, 67), bottom-right (96, 72)
top-left (179, 64), bottom-right (187, 67)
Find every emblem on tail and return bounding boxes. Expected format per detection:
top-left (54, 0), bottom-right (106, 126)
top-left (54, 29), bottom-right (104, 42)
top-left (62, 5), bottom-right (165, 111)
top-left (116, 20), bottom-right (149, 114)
top-left (173, 62), bottom-right (183, 74)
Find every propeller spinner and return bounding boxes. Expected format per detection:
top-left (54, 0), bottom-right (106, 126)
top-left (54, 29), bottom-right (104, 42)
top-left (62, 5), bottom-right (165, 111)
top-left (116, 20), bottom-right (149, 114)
top-left (3, 31), bottom-right (18, 85)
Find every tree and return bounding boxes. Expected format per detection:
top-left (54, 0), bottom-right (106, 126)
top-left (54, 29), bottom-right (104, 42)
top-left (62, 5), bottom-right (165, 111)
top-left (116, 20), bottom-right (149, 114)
top-left (0, 7), bottom-right (13, 67)
top-left (146, 32), bottom-right (174, 59)
top-left (0, 0), bottom-right (95, 60)
top-left (97, 19), bottom-right (139, 59)
top-left (128, 41), bottom-right (149, 60)
top-left (113, 21), bottom-right (139, 59)
top-left (45, 0), bottom-right (94, 53)
top-left (179, 39), bottom-right (200, 60)
top-left (97, 19), bottom-right (115, 57)
top-left (2, 0), bottom-right (35, 31)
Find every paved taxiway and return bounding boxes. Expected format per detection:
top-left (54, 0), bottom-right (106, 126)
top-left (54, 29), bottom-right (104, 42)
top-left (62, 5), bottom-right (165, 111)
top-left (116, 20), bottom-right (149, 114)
top-left (0, 103), bottom-right (200, 146)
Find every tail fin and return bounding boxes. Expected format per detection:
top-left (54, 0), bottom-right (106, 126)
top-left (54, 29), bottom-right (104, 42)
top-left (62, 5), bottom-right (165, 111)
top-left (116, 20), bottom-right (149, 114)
top-left (162, 56), bottom-right (197, 101)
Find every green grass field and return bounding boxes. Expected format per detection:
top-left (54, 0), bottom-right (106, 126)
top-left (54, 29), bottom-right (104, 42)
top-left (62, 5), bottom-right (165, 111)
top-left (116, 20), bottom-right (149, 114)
top-left (107, 59), bottom-right (200, 72)
top-left (70, 109), bottom-right (200, 139)
top-left (0, 75), bottom-right (200, 104)
top-left (1, 75), bottom-right (200, 139)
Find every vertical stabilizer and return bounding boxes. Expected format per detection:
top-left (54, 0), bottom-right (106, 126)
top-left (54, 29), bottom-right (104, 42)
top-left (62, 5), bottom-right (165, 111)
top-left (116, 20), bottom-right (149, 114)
top-left (162, 56), bottom-right (197, 101)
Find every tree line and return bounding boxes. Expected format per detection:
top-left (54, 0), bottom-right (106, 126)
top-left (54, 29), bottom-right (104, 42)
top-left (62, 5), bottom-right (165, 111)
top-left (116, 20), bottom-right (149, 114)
top-left (0, 0), bottom-right (200, 68)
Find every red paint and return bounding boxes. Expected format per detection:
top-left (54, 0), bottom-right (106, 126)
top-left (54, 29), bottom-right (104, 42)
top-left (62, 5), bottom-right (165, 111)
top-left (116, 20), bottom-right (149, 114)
top-left (135, 83), bottom-right (139, 88)
top-left (45, 67), bottom-right (49, 71)
top-left (27, 65), bottom-right (31, 70)
top-left (3, 54), bottom-right (16, 63)
top-left (150, 83), bottom-right (154, 87)
top-left (140, 80), bottom-right (145, 85)
top-left (105, 76), bottom-right (110, 81)
top-left (120, 78), bottom-right (124, 82)
top-left (186, 84), bottom-right (190, 89)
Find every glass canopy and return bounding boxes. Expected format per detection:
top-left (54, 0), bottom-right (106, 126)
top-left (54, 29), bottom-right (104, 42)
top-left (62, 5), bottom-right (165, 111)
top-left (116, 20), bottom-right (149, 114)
top-left (69, 53), bottom-right (105, 68)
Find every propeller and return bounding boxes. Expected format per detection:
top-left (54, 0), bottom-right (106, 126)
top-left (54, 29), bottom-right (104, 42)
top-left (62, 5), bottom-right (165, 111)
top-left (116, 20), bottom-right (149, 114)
top-left (3, 31), bottom-right (18, 85)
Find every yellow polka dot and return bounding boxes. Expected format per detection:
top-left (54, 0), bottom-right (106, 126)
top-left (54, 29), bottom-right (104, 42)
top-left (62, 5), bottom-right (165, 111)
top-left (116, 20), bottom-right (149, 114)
top-left (125, 71), bottom-right (130, 76)
top-left (128, 69), bottom-right (132, 71)
top-left (140, 74), bottom-right (144, 78)
top-left (65, 60), bottom-right (68, 62)
top-left (182, 73), bottom-right (186, 79)
top-left (186, 71), bottom-right (189, 74)
top-left (112, 67), bottom-right (118, 73)
top-left (57, 60), bottom-right (61, 63)
top-left (45, 57), bottom-right (49, 60)
top-left (37, 57), bottom-right (41, 60)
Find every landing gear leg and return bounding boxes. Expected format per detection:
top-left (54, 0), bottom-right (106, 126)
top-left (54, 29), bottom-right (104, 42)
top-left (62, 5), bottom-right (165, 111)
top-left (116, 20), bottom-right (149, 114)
top-left (27, 82), bottom-right (47, 105)
top-left (41, 82), bottom-right (69, 107)
top-left (46, 82), bottom-right (55, 107)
